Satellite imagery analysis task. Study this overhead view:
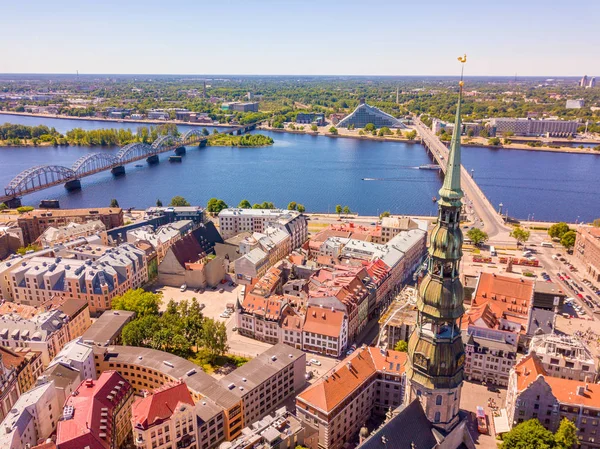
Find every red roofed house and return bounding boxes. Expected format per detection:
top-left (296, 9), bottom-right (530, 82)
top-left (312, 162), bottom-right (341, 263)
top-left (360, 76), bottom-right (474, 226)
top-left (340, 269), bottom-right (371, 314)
top-left (302, 304), bottom-right (348, 357)
top-left (56, 371), bottom-right (134, 449)
top-left (131, 381), bottom-right (197, 449)
top-left (505, 353), bottom-right (600, 448)
top-left (462, 272), bottom-right (533, 386)
top-left (296, 346), bottom-right (407, 449)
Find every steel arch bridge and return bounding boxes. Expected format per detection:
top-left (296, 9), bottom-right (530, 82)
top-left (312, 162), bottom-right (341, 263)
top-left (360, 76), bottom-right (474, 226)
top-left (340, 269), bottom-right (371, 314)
top-left (72, 153), bottom-right (119, 177)
top-left (2, 119), bottom-right (264, 203)
top-left (116, 143), bottom-right (154, 162)
top-left (5, 165), bottom-right (77, 197)
top-left (151, 134), bottom-right (182, 150)
top-left (181, 128), bottom-right (206, 142)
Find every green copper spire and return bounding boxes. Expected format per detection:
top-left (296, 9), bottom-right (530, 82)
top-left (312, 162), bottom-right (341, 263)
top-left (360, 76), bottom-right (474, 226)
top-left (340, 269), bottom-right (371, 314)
top-left (438, 81), bottom-right (464, 207)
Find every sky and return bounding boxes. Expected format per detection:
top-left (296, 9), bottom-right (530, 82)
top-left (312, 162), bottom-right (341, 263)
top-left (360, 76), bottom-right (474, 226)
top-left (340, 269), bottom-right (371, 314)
top-left (2, 0), bottom-right (599, 76)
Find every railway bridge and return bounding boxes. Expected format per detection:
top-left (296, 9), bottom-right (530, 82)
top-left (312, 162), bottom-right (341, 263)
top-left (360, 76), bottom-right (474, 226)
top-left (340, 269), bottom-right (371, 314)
top-left (1, 123), bottom-right (258, 207)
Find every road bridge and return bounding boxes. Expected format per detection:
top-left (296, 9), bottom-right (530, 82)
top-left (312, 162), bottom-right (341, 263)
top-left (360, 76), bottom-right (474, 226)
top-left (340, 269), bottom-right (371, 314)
top-left (1, 122), bottom-right (259, 207)
top-left (413, 117), bottom-right (510, 238)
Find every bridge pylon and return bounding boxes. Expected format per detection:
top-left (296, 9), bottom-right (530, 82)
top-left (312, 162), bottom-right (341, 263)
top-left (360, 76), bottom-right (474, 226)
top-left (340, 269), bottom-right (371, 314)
top-left (64, 179), bottom-right (82, 191)
top-left (4, 198), bottom-right (22, 209)
top-left (111, 166), bottom-right (126, 176)
top-left (147, 155), bottom-right (159, 165)
top-left (174, 147), bottom-right (186, 155)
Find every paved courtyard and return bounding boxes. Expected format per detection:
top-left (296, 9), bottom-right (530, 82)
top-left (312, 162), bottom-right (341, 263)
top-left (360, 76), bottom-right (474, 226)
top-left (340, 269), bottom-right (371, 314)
top-left (460, 380), bottom-right (506, 448)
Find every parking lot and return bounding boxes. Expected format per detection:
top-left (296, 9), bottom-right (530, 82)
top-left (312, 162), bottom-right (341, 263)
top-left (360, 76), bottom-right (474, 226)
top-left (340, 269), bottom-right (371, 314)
top-left (154, 283), bottom-right (242, 322)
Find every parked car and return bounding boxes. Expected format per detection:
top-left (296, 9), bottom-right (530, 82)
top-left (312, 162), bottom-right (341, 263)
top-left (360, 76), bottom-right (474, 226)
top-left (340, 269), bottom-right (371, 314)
top-left (180, 284), bottom-right (187, 292)
top-left (219, 288), bottom-right (224, 293)
top-left (310, 359), bottom-right (321, 366)
top-left (199, 303), bottom-right (205, 310)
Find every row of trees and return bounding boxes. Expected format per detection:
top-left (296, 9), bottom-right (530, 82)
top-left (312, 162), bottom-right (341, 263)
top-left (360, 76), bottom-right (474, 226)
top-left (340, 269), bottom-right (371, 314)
top-left (114, 289), bottom-right (228, 362)
top-left (286, 202), bottom-right (306, 213)
top-left (207, 133), bottom-right (274, 147)
top-left (335, 205), bottom-right (352, 215)
top-left (500, 418), bottom-right (577, 449)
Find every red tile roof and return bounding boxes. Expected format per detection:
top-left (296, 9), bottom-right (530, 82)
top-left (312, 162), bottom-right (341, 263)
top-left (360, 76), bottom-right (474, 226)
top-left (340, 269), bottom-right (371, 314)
top-left (56, 371), bottom-right (132, 449)
top-left (513, 354), bottom-right (600, 408)
top-left (303, 306), bottom-right (345, 338)
top-left (132, 381), bottom-right (194, 429)
top-left (297, 347), bottom-right (406, 414)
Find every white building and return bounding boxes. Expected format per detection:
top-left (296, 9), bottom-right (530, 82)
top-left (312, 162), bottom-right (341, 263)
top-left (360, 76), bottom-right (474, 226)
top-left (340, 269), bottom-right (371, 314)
top-left (126, 222), bottom-right (187, 263)
top-left (0, 381), bottom-right (59, 449)
top-left (529, 333), bottom-right (597, 382)
top-left (218, 209), bottom-right (307, 248)
top-left (47, 336), bottom-right (96, 381)
top-left (566, 99), bottom-right (585, 109)
top-left (37, 220), bottom-right (107, 247)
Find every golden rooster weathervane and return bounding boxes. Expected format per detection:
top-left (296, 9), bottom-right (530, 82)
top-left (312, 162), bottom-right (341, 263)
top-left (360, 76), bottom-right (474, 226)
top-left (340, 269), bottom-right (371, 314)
top-left (457, 54), bottom-right (467, 88)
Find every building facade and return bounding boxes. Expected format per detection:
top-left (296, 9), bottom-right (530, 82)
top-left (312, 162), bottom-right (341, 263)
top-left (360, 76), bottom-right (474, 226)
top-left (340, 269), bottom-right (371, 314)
top-left (505, 354), bottom-right (600, 449)
top-left (489, 117), bottom-right (579, 137)
top-left (575, 226), bottom-right (600, 282)
top-left (336, 99), bottom-right (403, 129)
top-left (296, 347), bottom-right (407, 449)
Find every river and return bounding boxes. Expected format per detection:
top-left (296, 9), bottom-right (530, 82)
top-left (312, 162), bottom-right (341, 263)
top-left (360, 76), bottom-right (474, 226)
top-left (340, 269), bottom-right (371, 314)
top-left (0, 114), bottom-right (598, 222)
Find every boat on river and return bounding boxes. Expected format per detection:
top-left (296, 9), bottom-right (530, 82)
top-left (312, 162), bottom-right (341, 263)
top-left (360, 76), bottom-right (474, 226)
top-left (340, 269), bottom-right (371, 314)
top-left (419, 164), bottom-right (441, 170)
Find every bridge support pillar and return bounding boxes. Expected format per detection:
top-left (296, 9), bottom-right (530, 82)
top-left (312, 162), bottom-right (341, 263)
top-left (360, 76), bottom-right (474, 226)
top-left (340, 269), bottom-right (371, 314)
top-left (174, 147), bottom-right (186, 155)
top-left (4, 197), bottom-right (22, 209)
top-left (199, 140), bottom-right (207, 148)
top-left (147, 155), bottom-right (159, 165)
top-left (111, 166), bottom-right (126, 176)
top-left (64, 179), bottom-right (82, 191)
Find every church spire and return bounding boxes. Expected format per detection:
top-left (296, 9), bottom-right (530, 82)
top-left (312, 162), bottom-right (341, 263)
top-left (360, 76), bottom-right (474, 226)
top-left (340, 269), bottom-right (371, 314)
top-left (438, 55), bottom-right (466, 207)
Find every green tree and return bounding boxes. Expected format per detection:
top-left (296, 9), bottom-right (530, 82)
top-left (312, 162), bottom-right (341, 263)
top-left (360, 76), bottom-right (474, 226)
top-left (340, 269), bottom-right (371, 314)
top-left (238, 199), bottom-right (251, 209)
top-left (0, 203), bottom-right (7, 211)
top-left (479, 129), bottom-right (490, 138)
top-left (466, 228), bottom-right (489, 246)
top-left (206, 198), bottom-right (228, 214)
top-left (112, 288), bottom-right (162, 317)
top-left (488, 137), bottom-right (501, 146)
top-left (343, 206), bottom-right (351, 215)
top-left (510, 227), bottom-right (531, 247)
top-left (16, 243), bottom-right (41, 255)
top-left (287, 201), bottom-right (297, 211)
top-left (310, 124), bottom-right (318, 132)
top-left (358, 130), bottom-right (365, 136)
top-left (380, 211), bottom-right (391, 218)
top-left (560, 231), bottom-right (576, 250)
top-left (500, 419), bottom-right (555, 449)
top-left (329, 126), bottom-right (338, 135)
top-left (405, 130), bottom-right (417, 140)
top-left (548, 222), bottom-right (570, 239)
top-left (394, 340), bottom-right (408, 352)
top-left (467, 128), bottom-right (475, 137)
top-left (202, 128), bottom-right (209, 136)
top-left (335, 205), bottom-right (342, 216)
top-left (156, 199), bottom-right (163, 207)
top-left (378, 127), bottom-right (392, 136)
top-left (110, 198), bottom-right (120, 208)
top-left (297, 204), bottom-right (305, 213)
top-left (202, 318), bottom-right (229, 362)
top-left (16, 206), bottom-right (34, 214)
top-left (364, 123), bottom-right (376, 132)
top-left (396, 129), bottom-right (403, 137)
top-left (594, 218), bottom-right (600, 227)
top-left (122, 315), bottom-right (160, 347)
top-left (554, 418), bottom-right (578, 449)
top-left (169, 196), bottom-right (191, 207)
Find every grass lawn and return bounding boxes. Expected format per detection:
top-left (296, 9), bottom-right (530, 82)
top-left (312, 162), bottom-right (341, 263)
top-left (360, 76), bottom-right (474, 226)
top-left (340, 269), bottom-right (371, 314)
top-left (189, 350), bottom-right (249, 375)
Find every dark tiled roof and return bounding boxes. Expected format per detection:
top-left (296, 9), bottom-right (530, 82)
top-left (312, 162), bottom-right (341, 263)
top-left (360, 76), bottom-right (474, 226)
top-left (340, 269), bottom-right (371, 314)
top-left (171, 222), bottom-right (223, 267)
top-left (358, 400), bottom-right (439, 449)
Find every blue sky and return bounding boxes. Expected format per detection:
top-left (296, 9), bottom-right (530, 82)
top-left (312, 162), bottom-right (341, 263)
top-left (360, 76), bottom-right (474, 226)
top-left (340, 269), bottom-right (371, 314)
top-left (2, 0), bottom-right (599, 76)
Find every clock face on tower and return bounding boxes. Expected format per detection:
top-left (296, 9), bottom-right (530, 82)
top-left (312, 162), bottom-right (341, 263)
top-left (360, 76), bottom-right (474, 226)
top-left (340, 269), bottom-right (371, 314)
top-left (457, 354), bottom-right (465, 367)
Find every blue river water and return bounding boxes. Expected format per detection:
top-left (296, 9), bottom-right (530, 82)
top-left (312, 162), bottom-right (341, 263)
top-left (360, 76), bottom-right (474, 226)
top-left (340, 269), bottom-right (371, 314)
top-left (0, 114), bottom-right (598, 222)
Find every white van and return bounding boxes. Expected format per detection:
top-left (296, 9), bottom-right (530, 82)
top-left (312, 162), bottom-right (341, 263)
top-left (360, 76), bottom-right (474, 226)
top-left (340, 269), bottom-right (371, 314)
top-left (490, 246), bottom-right (497, 256)
top-left (541, 242), bottom-right (554, 248)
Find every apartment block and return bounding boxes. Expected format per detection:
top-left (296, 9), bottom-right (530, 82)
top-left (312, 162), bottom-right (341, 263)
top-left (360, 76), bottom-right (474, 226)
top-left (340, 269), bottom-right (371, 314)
top-left (296, 346), bottom-right (407, 449)
top-left (529, 333), bottom-right (597, 382)
top-left (505, 354), bottom-right (600, 449)
top-left (16, 208), bottom-right (123, 245)
top-left (0, 243), bottom-right (147, 315)
top-left (56, 371), bottom-right (135, 449)
top-left (575, 226), bottom-right (600, 282)
top-left (37, 220), bottom-right (108, 247)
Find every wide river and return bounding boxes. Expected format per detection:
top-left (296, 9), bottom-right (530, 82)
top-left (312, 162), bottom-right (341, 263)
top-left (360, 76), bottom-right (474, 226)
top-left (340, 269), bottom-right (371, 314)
top-left (1, 114), bottom-right (599, 222)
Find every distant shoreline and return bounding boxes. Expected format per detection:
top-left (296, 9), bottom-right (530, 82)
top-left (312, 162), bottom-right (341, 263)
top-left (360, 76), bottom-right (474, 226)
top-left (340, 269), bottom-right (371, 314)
top-left (0, 110), bottom-right (233, 128)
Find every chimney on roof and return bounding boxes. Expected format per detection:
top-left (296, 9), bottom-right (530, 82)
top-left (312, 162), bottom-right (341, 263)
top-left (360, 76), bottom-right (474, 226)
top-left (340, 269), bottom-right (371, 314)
top-left (577, 385), bottom-right (586, 396)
